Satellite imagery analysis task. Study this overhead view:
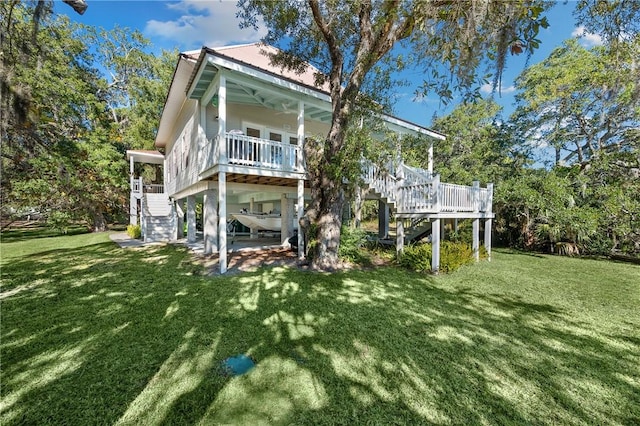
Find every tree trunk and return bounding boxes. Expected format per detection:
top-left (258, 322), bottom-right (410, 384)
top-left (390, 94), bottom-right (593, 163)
top-left (302, 125), bottom-right (349, 270)
top-left (92, 209), bottom-right (107, 232)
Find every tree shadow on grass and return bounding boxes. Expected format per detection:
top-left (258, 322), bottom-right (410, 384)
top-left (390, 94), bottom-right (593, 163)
top-left (1, 243), bottom-right (639, 425)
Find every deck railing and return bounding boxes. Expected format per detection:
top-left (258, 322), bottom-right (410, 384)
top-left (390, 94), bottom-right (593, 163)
top-left (362, 162), bottom-right (492, 215)
top-left (200, 132), bottom-right (303, 173)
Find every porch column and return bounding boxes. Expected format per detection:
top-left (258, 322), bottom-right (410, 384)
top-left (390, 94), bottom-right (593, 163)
top-left (432, 218), bottom-right (441, 273)
top-left (218, 75), bottom-right (227, 164)
top-left (378, 200), bottom-right (389, 239)
top-left (281, 194), bottom-right (295, 245)
top-left (203, 189), bottom-right (218, 254)
top-left (472, 218), bottom-right (480, 262)
top-left (396, 219), bottom-right (404, 259)
top-left (176, 199), bottom-right (184, 239)
top-left (297, 100), bottom-right (305, 259)
top-left (187, 195), bottom-right (196, 243)
top-left (249, 197), bottom-right (258, 239)
top-left (218, 172), bottom-right (228, 274)
top-left (484, 218), bottom-right (492, 261)
top-left (428, 141), bottom-right (434, 175)
top-left (395, 161), bottom-right (405, 259)
top-left (129, 156), bottom-right (137, 225)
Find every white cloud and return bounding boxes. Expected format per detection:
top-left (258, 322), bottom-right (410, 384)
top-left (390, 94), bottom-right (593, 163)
top-left (571, 25), bottom-right (604, 47)
top-left (145, 1), bottom-right (267, 48)
top-left (480, 83), bottom-right (516, 95)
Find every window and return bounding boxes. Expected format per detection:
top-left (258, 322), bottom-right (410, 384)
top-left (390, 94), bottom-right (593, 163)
top-left (246, 127), bottom-right (260, 138)
top-left (269, 132), bottom-right (282, 142)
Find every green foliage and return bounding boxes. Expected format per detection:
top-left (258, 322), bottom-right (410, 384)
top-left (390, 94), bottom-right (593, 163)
top-left (126, 224), bottom-right (141, 239)
top-left (400, 241), bottom-right (475, 274)
top-left (47, 211), bottom-right (72, 234)
top-left (338, 225), bottom-right (369, 263)
top-left (399, 243), bottom-right (432, 273)
top-left (439, 241), bottom-right (475, 273)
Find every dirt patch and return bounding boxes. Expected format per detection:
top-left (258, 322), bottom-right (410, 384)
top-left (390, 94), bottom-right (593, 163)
top-left (191, 247), bottom-right (395, 275)
top-left (192, 247), bottom-right (302, 275)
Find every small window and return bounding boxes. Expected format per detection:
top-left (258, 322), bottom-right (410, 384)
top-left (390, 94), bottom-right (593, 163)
top-left (269, 132), bottom-right (282, 142)
top-left (246, 127), bottom-right (260, 138)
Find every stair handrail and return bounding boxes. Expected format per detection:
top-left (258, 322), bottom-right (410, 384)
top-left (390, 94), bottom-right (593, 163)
top-left (361, 159), bottom-right (398, 204)
top-left (402, 164), bottom-right (434, 184)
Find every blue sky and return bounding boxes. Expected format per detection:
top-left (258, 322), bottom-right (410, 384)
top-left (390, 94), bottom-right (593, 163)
top-left (54, 0), bottom-right (602, 127)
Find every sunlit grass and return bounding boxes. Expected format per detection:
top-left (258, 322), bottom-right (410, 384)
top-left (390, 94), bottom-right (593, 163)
top-left (1, 234), bottom-right (639, 425)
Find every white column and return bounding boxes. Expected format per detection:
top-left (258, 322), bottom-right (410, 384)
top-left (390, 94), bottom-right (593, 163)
top-left (281, 194), bottom-right (295, 245)
top-left (395, 160), bottom-right (405, 259)
top-left (378, 200), bottom-right (389, 239)
top-left (176, 199), bottom-right (184, 239)
top-left (484, 218), bottom-right (492, 261)
top-left (187, 195), bottom-right (196, 243)
top-left (129, 156), bottom-right (137, 225)
top-left (218, 75), bottom-right (227, 164)
top-left (473, 218), bottom-right (480, 262)
top-left (249, 197), bottom-right (258, 239)
top-left (297, 100), bottom-right (304, 171)
top-left (297, 179), bottom-right (304, 259)
top-left (203, 189), bottom-right (218, 254)
top-left (428, 142), bottom-right (434, 175)
top-left (432, 218), bottom-right (441, 273)
top-left (396, 218), bottom-right (404, 259)
top-left (297, 100), bottom-right (305, 258)
top-left (218, 172), bottom-right (227, 274)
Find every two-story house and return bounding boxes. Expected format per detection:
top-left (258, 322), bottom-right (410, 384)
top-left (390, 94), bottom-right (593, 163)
top-left (127, 43), bottom-right (494, 273)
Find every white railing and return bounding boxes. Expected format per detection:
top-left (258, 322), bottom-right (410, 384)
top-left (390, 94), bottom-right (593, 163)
top-left (398, 182), bottom-right (437, 213)
top-left (132, 177), bottom-right (164, 196)
top-left (143, 184), bottom-right (165, 194)
top-left (439, 183), bottom-right (476, 212)
top-left (132, 177), bottom-right (142, 194)
top-left (199, 133), bottom-right (302, 173)
top-left (362, 161), bottom-right (398, 204)
top-left (226, 133), bottom-right (301, 171)
top-left (402, 164), bottom-right (433, 184)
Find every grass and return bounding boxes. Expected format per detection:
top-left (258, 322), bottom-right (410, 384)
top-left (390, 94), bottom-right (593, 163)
top-left (1, 233), bottom-right (639, 425)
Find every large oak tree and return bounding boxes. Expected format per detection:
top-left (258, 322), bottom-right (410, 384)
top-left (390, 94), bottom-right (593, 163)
top-left (238, 0), bottom-right (551, 269)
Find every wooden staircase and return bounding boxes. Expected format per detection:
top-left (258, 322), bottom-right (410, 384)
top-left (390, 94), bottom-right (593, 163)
top-left (141, 193), bottom-right (176, 242)
top-left (362, 161), bottom-right (492, 244)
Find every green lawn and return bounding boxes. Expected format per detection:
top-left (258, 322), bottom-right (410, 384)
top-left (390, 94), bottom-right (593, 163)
top-left (1, 233), bottom-right (639, 425)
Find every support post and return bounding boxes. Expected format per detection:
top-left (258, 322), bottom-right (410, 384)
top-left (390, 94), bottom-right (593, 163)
top-left (378, 200), bottom-right (389, 239)
top-left (176, 199), bottom-right (184, 239)
top-left (297, 100), bottom-right (305, 259)
top-left (203, 189), bottom-right (218, 254)
top-left (297, 179), bottom-right (304, 259)
top-left (432, 218), bottom-right (440, 273)
top-left (428, 142), bottom-right (434, 175)
top-left (249, 197), bottom-right (258, 239)
top-left (281, 194), bottom-right (295, 245)
top-left (473, 218), bottom-right (480, 262)
top-left (396, 159), bottom-right (405, 259)
top-left (218, 172), bottom-right (227, 274)
top-left (484, 218), bottom-right (492, 261)
top-left (129, 156), bottom-right (137, 225)
top-left (187, 195), bottom-right (196, 243)
top-left (218, 75), bottom-right (227, 164)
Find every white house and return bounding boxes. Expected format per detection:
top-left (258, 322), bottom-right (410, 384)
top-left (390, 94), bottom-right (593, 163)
top-left (127, 43), bottom-right (494, 273)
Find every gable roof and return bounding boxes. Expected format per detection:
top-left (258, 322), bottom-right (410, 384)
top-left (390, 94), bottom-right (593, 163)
top-left (155, 43), bottom-right (445, 148)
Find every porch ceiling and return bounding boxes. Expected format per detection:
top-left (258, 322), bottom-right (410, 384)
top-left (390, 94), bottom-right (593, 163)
top-left (189, 62), bottom-right (333, 124)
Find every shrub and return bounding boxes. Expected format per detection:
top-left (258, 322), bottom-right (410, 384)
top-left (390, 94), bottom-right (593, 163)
top-left (399, 243), bottom-right (432, 272)
top-left (127, 224), bottom-right (141, 239)
top-left (399, 241), bottom-right (475, 273)
top-left (47, 211), bottom-right (72, 234)
top-left (440, 241), bottom-right (474, 273)
top-left (339, 226), bottom-right (369, 263)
